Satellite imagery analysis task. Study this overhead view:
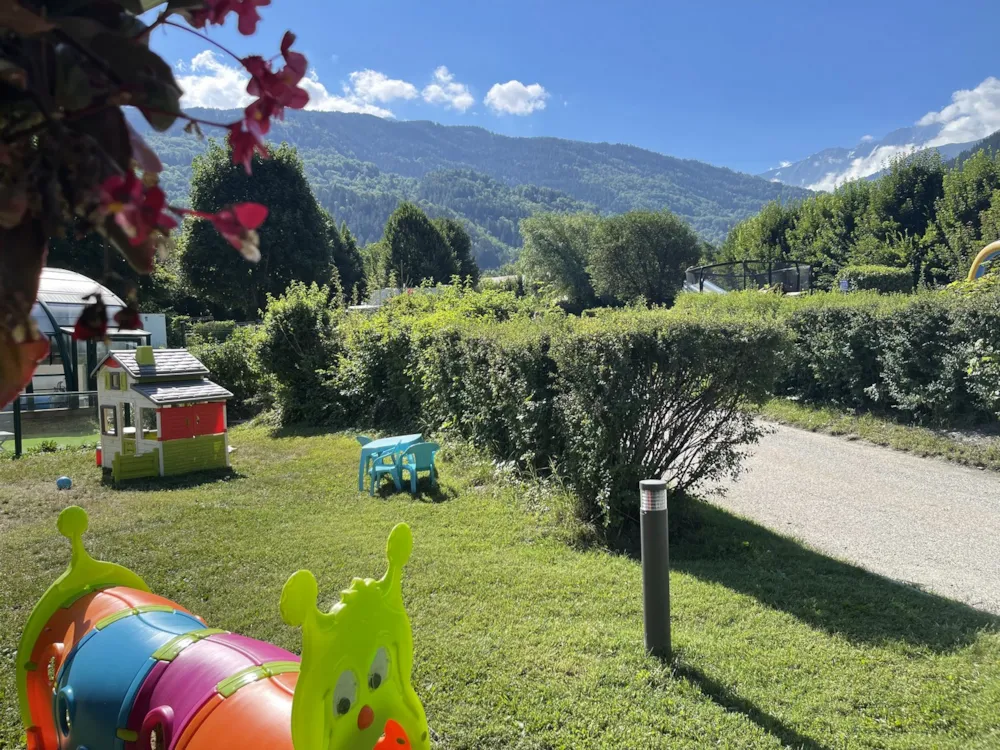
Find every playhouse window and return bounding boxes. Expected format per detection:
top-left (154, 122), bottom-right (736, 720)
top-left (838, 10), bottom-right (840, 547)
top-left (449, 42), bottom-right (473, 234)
top-left (140, 408), bottom-right (158, 440)
top-left (101, 405), bottom-right (118, 436)
top-left (109, 372), bottom-right (121, 390)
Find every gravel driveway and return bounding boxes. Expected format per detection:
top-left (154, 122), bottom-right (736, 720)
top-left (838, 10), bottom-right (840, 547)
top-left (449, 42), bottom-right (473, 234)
top-left (709, 424), bottom-right (1000, 615)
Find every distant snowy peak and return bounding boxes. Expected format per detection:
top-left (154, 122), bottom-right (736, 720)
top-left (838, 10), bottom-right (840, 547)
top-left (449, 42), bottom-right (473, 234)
top-left (762, 77), bottom-right (1000, 191)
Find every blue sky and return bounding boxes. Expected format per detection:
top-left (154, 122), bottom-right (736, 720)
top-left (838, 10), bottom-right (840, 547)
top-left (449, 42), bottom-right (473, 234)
top-left (153, 0), bottom-right (1000, 175)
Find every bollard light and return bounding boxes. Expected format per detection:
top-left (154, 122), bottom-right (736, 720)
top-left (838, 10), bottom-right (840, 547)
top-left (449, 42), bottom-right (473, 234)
top-left (639, 478), bottom-right (670, 658)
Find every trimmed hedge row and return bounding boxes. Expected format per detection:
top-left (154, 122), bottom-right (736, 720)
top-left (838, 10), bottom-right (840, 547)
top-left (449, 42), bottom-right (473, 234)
top-left (208, 286), bottom-right (785, 526)
top-left (675, 289), bottom-right (1000, 423)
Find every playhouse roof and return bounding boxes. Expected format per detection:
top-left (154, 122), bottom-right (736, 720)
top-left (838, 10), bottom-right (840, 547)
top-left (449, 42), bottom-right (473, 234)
top-left (93, 349), bottom-right (208, 380)
top-left (132, 379), bottom-right (233, 405)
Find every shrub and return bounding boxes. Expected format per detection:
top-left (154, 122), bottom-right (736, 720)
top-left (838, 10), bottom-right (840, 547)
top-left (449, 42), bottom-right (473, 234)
top-left (836, 264), bottom-right (914, 294)
top-left (190, 320), bottom-right (237, 343)
top-left (877, 298), bottom-right (969, 422)
top-left (188, 326), bottom-right (270, 420)
top-left (552, 312), bottom-right (785, 525)
top-left (258, 282), bottom-right (345, 425)
top-left (415, 321), bottom-right (562, 469)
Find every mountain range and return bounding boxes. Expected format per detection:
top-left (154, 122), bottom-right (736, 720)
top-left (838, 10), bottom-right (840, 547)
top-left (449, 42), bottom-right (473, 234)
top-left (760, 118), bottom-right (996, 190)
top-left (134, 108), bottom-right (808, 268)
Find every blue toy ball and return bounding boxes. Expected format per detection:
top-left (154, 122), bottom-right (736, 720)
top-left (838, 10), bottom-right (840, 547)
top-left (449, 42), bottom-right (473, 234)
top-left (56, 476), bottom-right (72, 491)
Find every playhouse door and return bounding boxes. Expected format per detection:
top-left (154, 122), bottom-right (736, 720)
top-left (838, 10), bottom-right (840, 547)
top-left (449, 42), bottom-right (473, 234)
top-left (121, 400), bottom-right (138, 456)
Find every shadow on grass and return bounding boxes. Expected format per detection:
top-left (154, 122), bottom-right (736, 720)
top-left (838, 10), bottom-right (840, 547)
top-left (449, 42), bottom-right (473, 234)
top-left (369, 478), bottom-right (456, 504)
top-left (102, 467), bottom-right (247, 491)
top-left (608, 494), bottom-right (997, 652)
top-left (672, 662), bottom-right (830, 750)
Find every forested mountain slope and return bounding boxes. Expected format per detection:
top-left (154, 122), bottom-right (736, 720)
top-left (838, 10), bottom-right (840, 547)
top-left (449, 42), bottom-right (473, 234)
top-left (136, 108), bottom-right (809, 267)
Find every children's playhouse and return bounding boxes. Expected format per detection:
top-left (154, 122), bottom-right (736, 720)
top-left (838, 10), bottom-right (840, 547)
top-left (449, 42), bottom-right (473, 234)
top-left (93, 347), bottom-right (233, 481)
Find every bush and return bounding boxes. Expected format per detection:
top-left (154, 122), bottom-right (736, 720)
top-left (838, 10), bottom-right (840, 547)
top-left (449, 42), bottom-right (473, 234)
top-left (836, 265), bottom-right (914, 294)
top-left (258, 282), bottom-right (344, 425)
top-left (552, 312), bottom-right (784, 525)
top-left (416, 321), bottom-right (562, 469)
top-left (190, 320), bottom-right (237, 342)
top-left (188, 326), bottom-right (270, 420)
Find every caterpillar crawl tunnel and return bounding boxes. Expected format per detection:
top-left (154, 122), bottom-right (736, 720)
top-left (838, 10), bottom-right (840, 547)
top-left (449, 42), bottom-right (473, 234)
top-left (15, 507), bottom-right (430, 750)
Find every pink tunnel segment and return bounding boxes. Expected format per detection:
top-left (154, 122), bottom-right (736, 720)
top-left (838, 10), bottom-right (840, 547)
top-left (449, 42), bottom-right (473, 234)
top-left (125, 632), bottom-right (298, 750)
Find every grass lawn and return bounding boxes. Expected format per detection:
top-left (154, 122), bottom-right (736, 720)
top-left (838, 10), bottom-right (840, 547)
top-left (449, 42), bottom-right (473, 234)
top-left (760, 398), bottom-right (1000, 472)
top-left (14, 434), bottom-right (98, 452)
top-left (1, 427), bottom-right (998, 749)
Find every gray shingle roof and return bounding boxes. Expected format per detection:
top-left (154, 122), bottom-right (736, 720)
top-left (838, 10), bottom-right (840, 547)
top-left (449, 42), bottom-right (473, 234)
top-left (109, 349), bottom-right (209, 379)
top-left (131, 379), bottom-right (232, 405)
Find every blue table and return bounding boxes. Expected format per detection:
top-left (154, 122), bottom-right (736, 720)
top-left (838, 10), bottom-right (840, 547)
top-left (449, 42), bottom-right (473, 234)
top-left (358, 434), bottom-right (422, 491)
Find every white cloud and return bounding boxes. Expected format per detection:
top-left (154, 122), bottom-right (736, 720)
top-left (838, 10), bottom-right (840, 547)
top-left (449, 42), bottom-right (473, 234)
top-left (177, 51), bottom-right (253, 109)
top-left (175, 51), bottom-right (404, 117)
top-left (919, 77), bottom-right (1000, 148)
top-left (348, 69), bottom-right (418, 103)
top-left (484, 80), bottom-right (549, 115)
top-left (860, 134), bottom-right (874, 142)
top-left (808, 143), bottom-right (917, 192)
top-left (302, 71), bottom-right (393, 117)
top-left (421, 66), bottom-right (474, 112)
top-left (779, 160), bottom-right (792, 168)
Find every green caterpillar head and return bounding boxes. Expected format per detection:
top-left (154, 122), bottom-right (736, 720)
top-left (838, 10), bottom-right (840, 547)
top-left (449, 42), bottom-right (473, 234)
top-left (280, 524), bottom-right (429, 750)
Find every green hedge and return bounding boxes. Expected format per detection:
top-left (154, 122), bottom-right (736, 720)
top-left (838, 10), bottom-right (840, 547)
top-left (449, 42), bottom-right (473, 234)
top-left (190, 319), bottom-right (237, 342)
top-left (677, 289), bottom-right (1000, 423)
top-left (187, 326), bottom-right (271, 420)
top-left (836, 264), bottom-right (914, 294)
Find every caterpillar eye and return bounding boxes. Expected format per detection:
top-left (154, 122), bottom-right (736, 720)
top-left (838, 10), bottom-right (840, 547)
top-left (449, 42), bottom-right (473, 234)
top-left (368, 647), bottom-right (389, 691)
top-left (333, 670), bottom-right (357, 716)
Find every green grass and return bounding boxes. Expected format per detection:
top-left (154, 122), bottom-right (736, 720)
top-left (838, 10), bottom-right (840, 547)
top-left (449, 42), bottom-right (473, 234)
top-left (2, 426), bottom-right (999, 749)
top-left (760, 398), bottom-right (1000, 472)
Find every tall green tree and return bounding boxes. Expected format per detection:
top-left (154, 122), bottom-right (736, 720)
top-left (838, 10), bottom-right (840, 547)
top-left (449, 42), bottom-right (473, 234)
top-left (588, 210), bottom-right (701, 306)
top-left (178, 139), bottom-right (335, 319)
top-left (383, 202), bottom-right (457, 285)
top-left (520, 213), bottom-right (600, 307)
top-left (719, 201), bottom-right (799, 263)
top-left (432, 217), bottom-right (480, 283)
top-left (930, 150), bottom-right (1000, 281)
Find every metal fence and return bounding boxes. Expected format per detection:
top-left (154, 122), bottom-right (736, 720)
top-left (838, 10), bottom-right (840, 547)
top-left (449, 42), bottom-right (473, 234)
top-left (684, 261), bottom-right (813, 294)
top-left (1, 391), bottom-right (99, 458)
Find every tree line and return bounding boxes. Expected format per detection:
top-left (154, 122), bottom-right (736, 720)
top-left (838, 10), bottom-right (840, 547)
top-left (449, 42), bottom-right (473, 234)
top-left (49, 138), bottom-right (481, 322)
top-left (715, 147), bottom-right (1000, 288)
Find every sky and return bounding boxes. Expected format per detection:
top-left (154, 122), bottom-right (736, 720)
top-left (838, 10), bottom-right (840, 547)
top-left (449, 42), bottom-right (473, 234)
top-left (151, 0), bottom-right (1000, 175)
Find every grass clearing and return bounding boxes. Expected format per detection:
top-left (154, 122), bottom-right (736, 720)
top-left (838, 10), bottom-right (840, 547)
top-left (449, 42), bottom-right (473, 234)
top-left (759, 398), bottom-right (1000, 472)
top-left (1, 426), bottom-right (998, 748)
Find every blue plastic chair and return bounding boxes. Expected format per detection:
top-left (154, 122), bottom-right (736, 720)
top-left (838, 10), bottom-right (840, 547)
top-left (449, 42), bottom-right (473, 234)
top-left (400, 442), bottom-right (439, 493)
top-left (356, 435), bottom-right (373, 446)
top-left (368, 447), bottom-right (402, 495)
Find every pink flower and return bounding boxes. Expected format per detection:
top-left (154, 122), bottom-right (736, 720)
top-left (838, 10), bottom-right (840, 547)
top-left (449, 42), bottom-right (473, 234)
top-left (179, 204), bottom-right (268, 261)
top-left (242, 33), bottom-right (309, 116)
top-left (210, 203), bottom-right (268, 260)
top-left (72, 294), bottom-right (108, 341)
top-left (228, 120), bottom-right (269, 174)
top-left (182, 0), bottom-right (269, 35)
top-left (100, 173), bottom-right (177, 246)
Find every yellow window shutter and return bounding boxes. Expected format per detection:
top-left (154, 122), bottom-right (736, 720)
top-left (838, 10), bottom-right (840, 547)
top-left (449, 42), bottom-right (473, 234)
top-left (104, 371), bottom-right (110, 390)
top-left (120, 373), bottom-right (128, 391)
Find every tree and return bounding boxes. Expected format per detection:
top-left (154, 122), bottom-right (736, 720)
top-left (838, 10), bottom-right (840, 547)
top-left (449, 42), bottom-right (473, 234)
top-left (432, 217), bottom-right (480, 284)
top-left (719, 201), bottom-right (799, 263)
top-left (179, 140), bottom-right (335, 319)
top-left (339, 222), bottom-right (366, 298)
top-left (383, 202), bottom-right (457, 285)
top-left (588, 210), bottom-right (701, 306)
top-left (520, 213), bottom-right (600, 307)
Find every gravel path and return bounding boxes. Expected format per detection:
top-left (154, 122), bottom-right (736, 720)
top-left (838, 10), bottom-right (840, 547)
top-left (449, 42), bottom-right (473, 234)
top-left (709, 424), bottom-right (1000, 615)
